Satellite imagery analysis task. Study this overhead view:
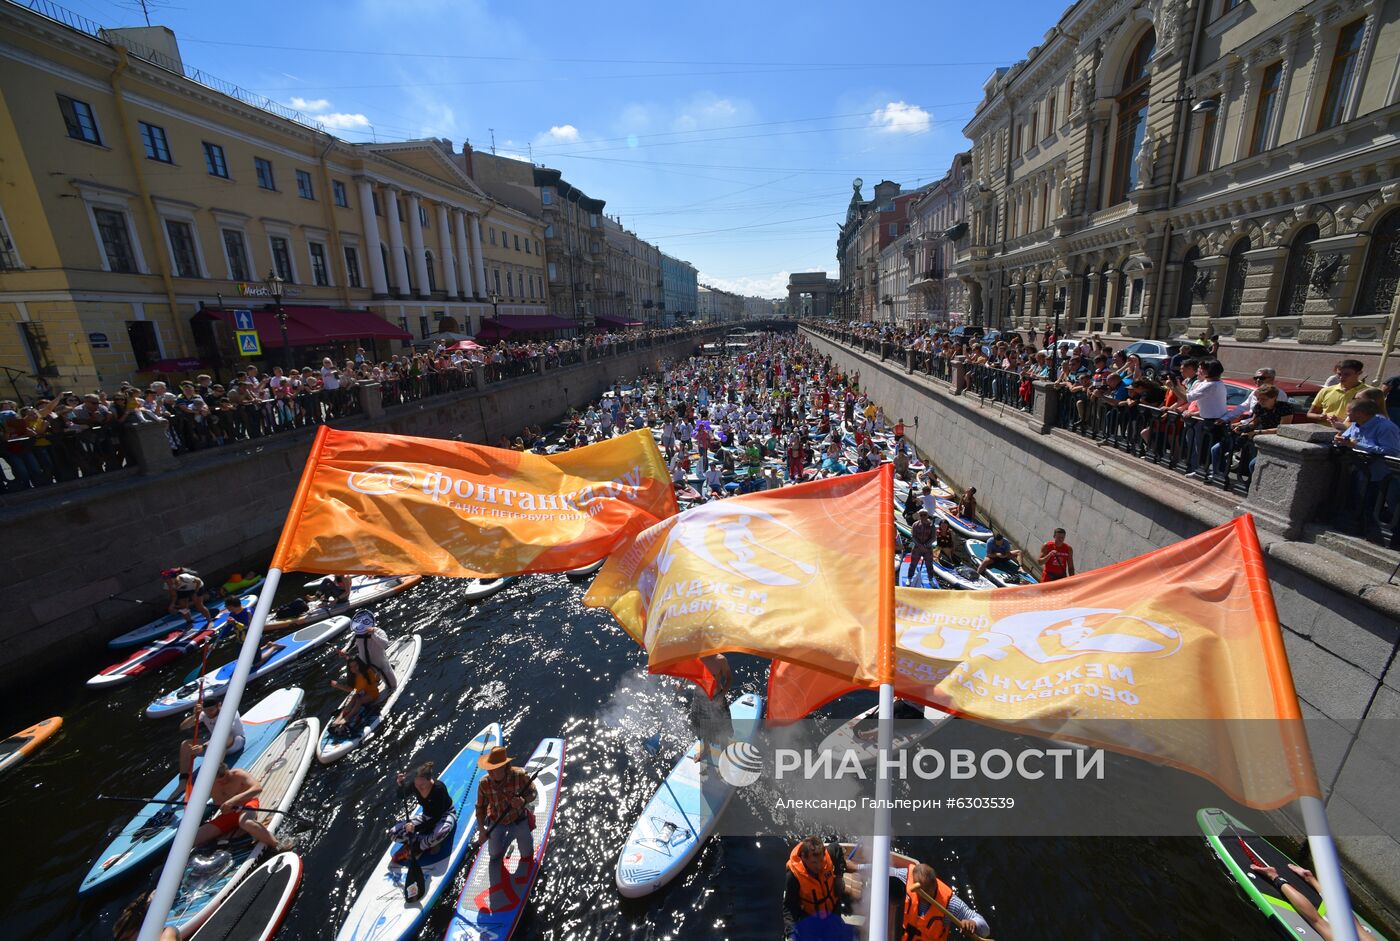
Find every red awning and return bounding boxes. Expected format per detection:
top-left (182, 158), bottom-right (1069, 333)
top-left (197, 306), bottom-right (409, 347)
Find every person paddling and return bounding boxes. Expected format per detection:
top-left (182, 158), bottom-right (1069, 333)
top-left (887, 862), bottom-right (989, 940)
top-left (340, 610), bottom-right (397, 693)
top-left (783, 835), bottom-right (854, 940)
top-left (328, 657), bottom-right (381, 734)
top-left (177, 700), bottom-right (244, 786)
top-left (390, 760), bottom-right (456, 864)
top-left (192, 761), bottom-right (291, 851)
top-left (475, 745), bottom-right (539, 880)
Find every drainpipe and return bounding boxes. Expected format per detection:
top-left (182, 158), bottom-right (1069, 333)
top-left (315, 133), bottom-right (351, 308)
top-left (108, 48), bottom-right (183, 348)
top-left (1148, 0), bottom-right (1209, 342)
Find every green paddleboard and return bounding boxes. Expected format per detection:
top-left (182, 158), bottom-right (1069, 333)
top-left (1197, 807), bottom-right (1390, 941)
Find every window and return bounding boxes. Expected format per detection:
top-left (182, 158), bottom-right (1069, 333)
top-left (381, 245), bottom-right (394, 289)
top-left (507, 272), bottom-right (513, 297)
top-left (525, 239), bottom-right (532, 255)
top-left (1277, 225), bottom-right (1319, 317)
top-left (545, 224), bottom-right (555, 238)
top-left (221, 228), bottom-right (250, 281)
top-left (1029, 108), bottom-right (1038, 144)
top-left (514, 234), bottom-right (521, 251)
top-left (270, 235), bottom-right (294, 282)
top-left (139, 122), bottom-right (172, 162)
top-left (0, 208), bottom-right (20, 270)
top-left (373, 191), bottom-right (383, 216)
top-left (419, 205), bottom-right (429, 227)
top-left (1195, 100), bottom-right (1218, 175)
top-left (19, 322), bottom-right (57, 377)
top-left (489, 228), bottom-right (496, 246)
top-left (403, 248), bottom-right (414, 292)
top-left (419, 314), bottom-right (430, 338)
top-left (888, 223), bottom-right (897, 236)
top-left (203, 142), bottom-right (228, 178)
top-left (1109, 31), bottom-right (1155, 204)
top-left (57, 95), bottom-right (101, 144)
top-left (255, 157), bottom-right (276, 190)
top-left (1250, 63), bottom-right (1282, 156)
top-left (1046, 92), bottom-right (1056, 133)
top-left (548, 262), bottom-right (557, 280)
top-left (1015, 122), bottom-right (1023, 156)
top-left (494, 269), bottom-right (501, 294)
top-left (309, 242), bottom-right (329, 286)
top-left (332, 180), bottom-right (348, 208)
top-left (1355, 211), bottom-right (1400, 317)
top-left (529, 275), bottom-right (535, 299)
top-left (164, 220), bottom-right (200, 278)
top-left (1176, 246), bottom-right (1200, 320)
top-left (344, 245), bottom-right (362, 288)
top-left (1319, 20), bottom-right (1365, 131)
top-left (127, 320), bottom-right (161, 370)
top-left (542, 188), bottom-right (553, 205)
top-left (295, 170), bottom-right (314, 200)
top-left (93, 207), bottom-right (137, 272)
top-left (1220, 237), bottom-right (1251, 319)
top-left (425, 251), bottom-right (436, 293)
top-left (590, 213), bottom-right (599, 228)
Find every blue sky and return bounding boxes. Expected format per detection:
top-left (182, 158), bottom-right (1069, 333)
top-left (80, 0), bottom-right (1059, 296)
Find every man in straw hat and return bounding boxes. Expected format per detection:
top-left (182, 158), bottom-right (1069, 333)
top-left (476, 744), bottom-right (539, 879)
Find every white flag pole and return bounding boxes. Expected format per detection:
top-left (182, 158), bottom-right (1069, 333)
top-left (1300, 795), bottom-right (1362, 941)
top-left (865, 680), bottom-right (895, 941)
top-left (136, 567), bottom-right (284, 941)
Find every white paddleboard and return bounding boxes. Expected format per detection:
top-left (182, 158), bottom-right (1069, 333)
top-left (818, 702), bottom-right (954, 767)
top-left (317, 635), bottom-right (422, 765)
top-left (268, 576), bottom-right (420, 631)
top-left (187, 851), bottom-right (301, 941)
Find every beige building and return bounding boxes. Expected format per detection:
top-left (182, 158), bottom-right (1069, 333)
top-left (953, 0), bottom-right (1400, 378)
top-left (907, 152), bottom-right (972, 324)
top-left (600, 215), bottom-right (662, 327)
top-left (532, 168), bottom-right (606, 327)
top-left (0, 5), bottom-right (548, 396)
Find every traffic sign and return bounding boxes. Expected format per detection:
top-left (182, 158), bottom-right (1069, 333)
top-left (236, 330), bottom-right (262, 356)
top-left (233, 308), bottom-right (256, 331)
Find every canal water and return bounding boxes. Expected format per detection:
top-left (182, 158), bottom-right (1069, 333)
top-left (4, 565), bottom-right (1296, 940)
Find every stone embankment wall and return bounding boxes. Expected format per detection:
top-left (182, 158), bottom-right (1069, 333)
top-left (0, 332), bottom-right (715, 690)
top-left (803, 327), bottom-right (1400, 921)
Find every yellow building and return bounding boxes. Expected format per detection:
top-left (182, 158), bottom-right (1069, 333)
top-left (0, 4), bottom-right (549, 395)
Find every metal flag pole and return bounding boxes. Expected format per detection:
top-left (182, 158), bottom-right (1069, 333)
top-left (136, 567), bottom-right (284, 941)
top-left (865, 680), bottom-right (896, 941)
top-left (1301, 795), bottom-right (1362, 941)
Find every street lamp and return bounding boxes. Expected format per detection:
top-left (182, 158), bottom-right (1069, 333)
top-left (489, 291), bottom-right (501, 321)
top-left (265, 269), bottom-right (289, 370)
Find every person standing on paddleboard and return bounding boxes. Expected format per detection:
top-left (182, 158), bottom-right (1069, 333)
top-left (339, 610), bottom-right (397, 693)
top-left (177, 700), bottom-right (245, 785)
top-left (163, 568), bottom-right (211, 627)
top-left (390, 760), bottom-right (456, 862)
top-left (909, 511), bottom-right (936, 586)
top-left (475, 745), bottom-right (539, 879)
top-left (690, 654), bottom-right (733, 772)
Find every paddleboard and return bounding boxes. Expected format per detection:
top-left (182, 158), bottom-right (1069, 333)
top-left (317, 635), bottom-right (422, 765)
top-left (0, 716), bottom-right (62, 776)
top-left (898, 555), bottom-right (935, 590)
top-left (187, 851), bottom-right (301, 941)
top-left (565, 558), bottom-right (606, 579)
top-left (165, 717), bottom-right (319, 937)
top-left (964, 540), bottom-right (1037, 587)
top-left (146, 618), bottom-right (351, 719)
top-left (933, 497), bottom-right (992, 540)
top-left (615, 692), bottom-right (764, 898)
top-left (88, 595), bottom-right (258, 690)
top-left (1198, 807), bottom-right (1391, 941)
top-left (267, 576), bottom-right (420, 631)
top-left (109, 595), bottom-right (239, 650)
top-left (445, 737), bottom-right (567, 941)
top-left (818, 702), bottom-right (953, 767)
top-left (929, 556), bottom-right (997, 591)
top-left (79, 688), bottom-right (302, 895)
top-left (335, 723), bottom-right (503, 941)
top-left (463, 576), bottom-right (517, 601)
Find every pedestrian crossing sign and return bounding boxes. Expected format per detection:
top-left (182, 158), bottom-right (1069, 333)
top-left (236, 330), bottom-right (262, 356)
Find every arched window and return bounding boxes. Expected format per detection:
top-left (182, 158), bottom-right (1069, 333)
top-left (1110, 30), bottom-right (1156, 205)
top-left (1220, 237), bottom-right (1251, 319)
top-left (1176, 246), bottom-right (1200, 320)
top-left (1355, 210), bottom-right (1400, 317)
top-left (1277, 224), bottom-right (1319, 317)
top-left (424, 251), bottom-right (437, 293)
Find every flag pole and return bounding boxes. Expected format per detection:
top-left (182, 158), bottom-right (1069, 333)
top-left (1301, 795), bottom-right (1362, 941)
top-left (866, 680), bottom-right (895, 941)
top-left (136, 567), bottom-right (284, 941)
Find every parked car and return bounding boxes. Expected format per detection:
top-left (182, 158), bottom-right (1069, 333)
top-left (1120, 340), bottom-right (1174, 377)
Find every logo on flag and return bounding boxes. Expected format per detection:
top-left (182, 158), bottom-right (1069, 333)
top-left (347, 465), bottom-right (416, 496)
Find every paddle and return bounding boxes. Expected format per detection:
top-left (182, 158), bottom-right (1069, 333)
top-left (914, 884), bottom-right (994, 941)
top-left (400, 786), bottom-right (426, 903)
top-left (96, 794), bottom-right (317, 826)
top-left (1227, 823), bottom-right (1268, 868)
top-left (470, 763), bottom-right (547, 853)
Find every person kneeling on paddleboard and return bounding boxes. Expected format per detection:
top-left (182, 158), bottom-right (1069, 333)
top-left (316, 574), bottom-right (353, 607)
top-left (194, 762), bottom-right (291, 852)
top-left (783, 836), bottom-right (854, 941)
top-left (889, 862), bottom-right (988, 941)
top-left (1249, 862), bottom-right (1374, 941)
top-left (475, 745), bottom-right (539, 879)
top-left (340, 610), bottom-right (397, 693)
top-left (390, 761), bottom-right (455, 863)
top-left (178, 700), bottom-right (245, 785)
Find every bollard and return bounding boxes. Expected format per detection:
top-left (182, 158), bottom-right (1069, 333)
top-left (357, 381), bottom-right (385, 420)
top-left (125, 418), bottom-right (179, 475)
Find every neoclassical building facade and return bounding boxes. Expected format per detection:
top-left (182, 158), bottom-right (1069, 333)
top-left (953, 0), bottom-right (1400, 377)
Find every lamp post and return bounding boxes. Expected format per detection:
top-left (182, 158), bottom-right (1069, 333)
top-left (1050, 290), bottom-right (1065, 379)
top-left (265, 270), bottom-right (289, 370)
top-left (489, 291), bottom-right (501, 321)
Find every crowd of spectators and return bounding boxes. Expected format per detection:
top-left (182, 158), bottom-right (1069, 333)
top-left (0, 325), bottom-right (698, 494)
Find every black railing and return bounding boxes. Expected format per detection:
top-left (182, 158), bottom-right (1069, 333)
top-left (0, 423), bottom-right (130, 491)
top-left (1328, 451), bottom-right (1400, 549)
top-left (968, 364), bottom-right (1033, 412)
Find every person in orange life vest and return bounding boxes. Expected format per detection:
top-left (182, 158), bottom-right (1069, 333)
top-left (782, 835), bottom-right (853, 940)
top-left (887, 862), bottom-right (988, 940)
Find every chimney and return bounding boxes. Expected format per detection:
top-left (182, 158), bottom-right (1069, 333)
top-left (461, 140), bottom-right (475, 179)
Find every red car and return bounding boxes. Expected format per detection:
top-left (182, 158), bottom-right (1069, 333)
top-left (1220, 378), bottom-right (1320, 419)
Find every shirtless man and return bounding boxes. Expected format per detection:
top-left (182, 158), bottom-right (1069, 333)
top-left (192, 762), bottom-right (290, 851)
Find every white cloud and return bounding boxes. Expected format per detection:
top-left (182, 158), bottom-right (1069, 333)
top-left (870, 100), bottom-right (931, 134)
top-left (319, 112), bottom-right (372, 130)
top-left (544, 124), bottom-right (580, 141)
top-left (672, 95), bottom-right (742, 132)
top-left (289, 97), bottom-right (331, 113)
top-left (697, 270), bottom-right (794, 298)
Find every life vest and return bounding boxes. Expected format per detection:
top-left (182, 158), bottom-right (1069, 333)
top-left (785, 843), bottom-right (839, 917)
top-left (902, 865), bottom-right (954, 941)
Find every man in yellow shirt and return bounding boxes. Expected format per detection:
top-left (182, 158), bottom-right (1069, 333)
top-left (1308, 359), bottom-right (1370, 425)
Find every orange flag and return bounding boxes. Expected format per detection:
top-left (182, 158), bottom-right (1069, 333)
top-left (768, 515), bottom-right (1319, 810)
top-left (272, 426), bottom-right (677, 577)
top-left (585, 466), bottom-right (895, 687)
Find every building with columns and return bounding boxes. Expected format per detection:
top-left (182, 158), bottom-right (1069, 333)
top-left (786, 272), bottom-right (840, 318)
top-left (660, 252), bottom-right (699, 325)
top-left (951, 0), bottom-right (1400, 379)
top-left (907, 152), bottom-right (972, 324)
top-left (0, 4), bottom-right (548, 394)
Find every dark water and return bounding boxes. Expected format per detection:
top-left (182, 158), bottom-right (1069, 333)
top-left (2, 566), bottom-right (1299, 941)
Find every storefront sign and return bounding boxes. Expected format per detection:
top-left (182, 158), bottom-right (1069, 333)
top-left (236, 282), bottom-right (302, 298)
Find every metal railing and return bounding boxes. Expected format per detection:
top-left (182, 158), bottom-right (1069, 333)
top-left (968, 364), bottom-right (1033, 412)
top-left (0, 424), bottom-right (130, 491)
top-left (1327, 451), bottom-right (1400, 549)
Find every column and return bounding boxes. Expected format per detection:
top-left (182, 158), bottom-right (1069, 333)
top-left (453, 210), bottom-right (473, 300)
top-left (469, 213), bottom-right (487, 300)
top-left (406, 193), bottom-right (430, 299)
top-left (1085, 273), bottom-right (1101, 333)
top-left (356, 179), bottom-right (388, 297)
top-left (384, 186), bottom-right (410, 297)
top-left (1101, 269), bottom-right (1118, 334)
top-left (435, 203), bottom-right (459, 299)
